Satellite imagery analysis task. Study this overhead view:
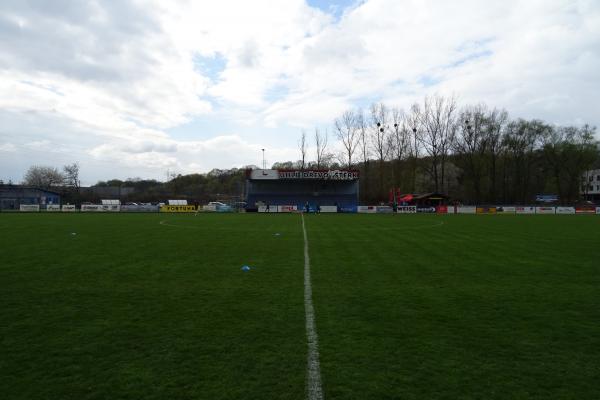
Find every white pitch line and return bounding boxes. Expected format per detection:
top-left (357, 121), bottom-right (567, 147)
top-left (301, 213), bottom-right (324, 400)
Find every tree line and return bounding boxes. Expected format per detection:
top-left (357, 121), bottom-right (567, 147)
top-left (288, 95), bottom-right (599, 204)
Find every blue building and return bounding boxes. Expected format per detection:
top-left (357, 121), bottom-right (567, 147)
top-left (0, 185), bottom-right (61, 210)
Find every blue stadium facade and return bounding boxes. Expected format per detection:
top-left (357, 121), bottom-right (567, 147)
top-left (245, 169), bottom-right (359, 211)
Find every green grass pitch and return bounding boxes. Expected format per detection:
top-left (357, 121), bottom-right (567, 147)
top-left (1, 213), bottom-right (599, 399)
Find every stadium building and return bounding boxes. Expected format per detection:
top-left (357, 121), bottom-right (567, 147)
top-left (0, 185), bottom-right (61, 210)
top-left (245, 169), bottom-right (359, 211)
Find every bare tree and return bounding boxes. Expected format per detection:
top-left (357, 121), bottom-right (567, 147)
top-left (406, 103), bottom-right (422, 192)
top-left (314, 128), bottom-right (331, 169)
top-left (23, 166), bottom-right (64, 188)
top-left (334, 110), bottom-right (359, 167)
top-left (482, 108), bottom-right (508, 202)
top-left (416, 94), bottom-right (458, 193)
top-left (370, 102), bottom-right (391, 198)
top-left (453, 104), bottom-right (489, 202)
top-left (63, 162), bottom-right (81, 190)
top-left (355, 109), bottom-right (371, 198)
top-left (389, 108), bottom-right (411, 191)
top-left (298, 130), bottom-right (308, 170)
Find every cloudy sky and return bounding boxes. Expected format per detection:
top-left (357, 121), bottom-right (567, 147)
top-left (1, 0), bottom-right (598, 185)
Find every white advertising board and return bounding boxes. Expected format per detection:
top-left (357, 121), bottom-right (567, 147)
top-left (555, 207), bottom-right (575, 214)
top-left (46, 205), bottom-right (61, 211)
top-left (516, 206), bottom-right (535, 214)
top-left (319, 206), bottom-right (337, 213)
top-left (357, 206), bottom-right (377, 214)
top-left (81, 204), bottom-right (121, 212)
top-left (397, 206), bottom-right (417, 214)
top-left (258, 205), bottom-right (278, 213)
top-left (496, 206), bottom-right (516, 214)
top-left (457, 206), bottom-right (476, 214)
top-left (61, 205), bottom-right (77, 212)
top-left (278, 205), bottom-right (297, 213)
top-left (20, 204), bottom-right (40, 212)
top-left (535, 207), bottom-right (556, 214)
top-left (597, 207), bottom-right (600, 215)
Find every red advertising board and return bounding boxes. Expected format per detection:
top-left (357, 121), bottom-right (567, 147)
top-left (436, 205), bottom-right (448, 214)
top-left (575, 206), bottom-right (596, 214)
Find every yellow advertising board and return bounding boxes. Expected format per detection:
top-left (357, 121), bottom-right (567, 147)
top-left (160, 205), bottom-right (197, 213)
top-left (476, 207), bottom-right (497, 214)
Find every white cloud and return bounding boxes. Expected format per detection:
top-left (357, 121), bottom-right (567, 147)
top-left (0, 142), bottom-right (16, 152)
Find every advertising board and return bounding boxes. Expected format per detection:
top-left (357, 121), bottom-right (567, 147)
top-left (319, 206), bottom-right (338, 213)
top-left (357, 206), bottom-right (377, 214)
top-left (46, 205), bottom-right (61, 211)
top-left (417, 207), bottom-right (436, 213)
top-left (476, 207), bottom-right (497, 214)
top-left (516, 206), bottom-right (535, 214)
top-left (535, 207), bottom-right (556, 214)
top-left (436, 205), bottom-right (448, 214)
top-left (159, 205), bottom-right (196, 213)
top-left (556, 207), bottom-right (575, 214)
top-left (457, 206), bottom-right (476, 214)
top-left (121, 205), bottom-right (159, 212)
top-left (396, 206), bottom-right (417, 214)
top-left (61, 205), bottom-right (77, 212)
top-left (19, 204), bottom-right (39, 212)
top-left (575, 206), bottom-right (596, 214)
top-left (278, 205), bottom-right (297, 213)
top-left (496, 206), bottom-right (516, 214)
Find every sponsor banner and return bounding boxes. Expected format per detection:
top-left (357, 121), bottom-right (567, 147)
top-left (376, 206), bottom-right (393, 214)
top-left (575, 206), bottom-right (596, 214)
top-left (278, 205), bottom-right (297, 213)
top-left (417, 207), bottom-right (436, 213)
top-left (160, 205), bottom-right (196, 213)
top-left (597, 207), bottom-right (600, 215)
top-left (258, 205), bottom-right (278, 213)
top-left (397, 206), bottom-right (417, 214)
top-left (278, 169), bottom-right (359, 180)
top-left (339, 206), bottom-right (357, 213)
top-left (556, 206), bottom-right (575, 214)
top-left (121, 205), bottom-right (159, 212)
top-left (535, 206), bottom-right (556, 214)
top-left (46, 205), bottom-right (61, 211)
top-left (496, 206), bottom-right (516, 214)
top-left (436, 205), bottom-right (448, 214)
top-left (476, 207), bottom-right (497, 214)
top-left (357, 206), bottom-right (377, 214)
top-left (82, 204), bottom-right (121, 212)
top-left (61, 205), bottom-right (77, 212)
top-left (457, 206), bottom-right (476, 214)
top-left (20, 204), bottom-right (40, 212)
top-left (446, 205), bottom-right (457, 214)
top-left (516, 206), bottom-right (535, 214)
top-left (320, 205), bottom-right (338, 213)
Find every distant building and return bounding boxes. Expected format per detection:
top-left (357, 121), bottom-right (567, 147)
top-left (0, 185), bottom-right (61, 210)
top-left (581, 169), bottom-right (600, 202)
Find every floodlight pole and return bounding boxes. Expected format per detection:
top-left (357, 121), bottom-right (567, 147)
top-left (261, 149), bottom-right (266, 170)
